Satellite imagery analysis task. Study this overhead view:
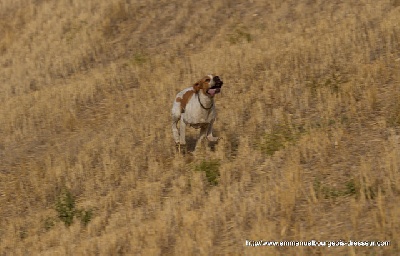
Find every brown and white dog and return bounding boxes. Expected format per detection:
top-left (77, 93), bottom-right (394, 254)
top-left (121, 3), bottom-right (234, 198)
top-left (172, 74), bottom-right (223, 153)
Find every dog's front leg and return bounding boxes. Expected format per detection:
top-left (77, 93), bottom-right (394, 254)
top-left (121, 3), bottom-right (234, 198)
top-left (195, 125), bottom-right (208, 150)
top-left (206, 119), bottom-right (219, 142)
top-left (179, 120), bottom-right (187, 153)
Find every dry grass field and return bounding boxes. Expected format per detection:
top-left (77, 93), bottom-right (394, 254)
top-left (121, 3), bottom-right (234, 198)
top-left (1, 0), bottom-right (400, 255)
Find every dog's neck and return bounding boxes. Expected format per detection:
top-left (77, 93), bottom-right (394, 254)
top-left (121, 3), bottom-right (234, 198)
top-left (198, 91), bottom-right (214, 110)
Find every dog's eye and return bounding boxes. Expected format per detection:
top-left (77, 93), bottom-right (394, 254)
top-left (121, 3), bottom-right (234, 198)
top-left (205, 78), bottom-right (211, 82)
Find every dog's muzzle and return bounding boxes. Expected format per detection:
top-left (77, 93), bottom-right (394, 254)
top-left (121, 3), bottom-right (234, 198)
top-left (207, 76), bottom-right (223, 96)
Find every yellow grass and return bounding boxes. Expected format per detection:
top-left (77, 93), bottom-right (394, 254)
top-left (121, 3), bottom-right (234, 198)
top-left (1, 0), bottom-right (400, 255)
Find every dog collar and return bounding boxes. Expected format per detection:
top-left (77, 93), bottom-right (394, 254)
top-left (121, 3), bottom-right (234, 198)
top-left (197, 93), bottom-right (213, 110)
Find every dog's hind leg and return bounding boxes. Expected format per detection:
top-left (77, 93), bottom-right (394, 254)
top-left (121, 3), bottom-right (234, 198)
top-left (179, 120), bottom-right (187, 146)
top-left (172, 121), bottom-right (181, 153)
top-left (172, 118), bottom-right (180, 145)
top-left (171, 101), bottom-right (182, 144)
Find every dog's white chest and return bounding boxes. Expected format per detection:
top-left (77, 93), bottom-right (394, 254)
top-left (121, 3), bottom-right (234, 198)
top-left (183, 100), bottom-right (215, 125)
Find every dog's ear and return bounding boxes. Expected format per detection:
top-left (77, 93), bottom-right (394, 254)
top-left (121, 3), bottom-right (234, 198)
top-left (193, 81), bottom-right (202, 93)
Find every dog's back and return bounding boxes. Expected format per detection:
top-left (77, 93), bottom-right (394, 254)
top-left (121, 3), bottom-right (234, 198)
top-left (172, 87), bottom-right (195, 119)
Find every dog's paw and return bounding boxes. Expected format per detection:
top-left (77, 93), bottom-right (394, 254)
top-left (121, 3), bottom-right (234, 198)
top-left (175, 143), bottom-right (187, 155)
top-left (175, 143), bottom-right (180, 153)
top-left (207, 135), bottom-right (222, 142)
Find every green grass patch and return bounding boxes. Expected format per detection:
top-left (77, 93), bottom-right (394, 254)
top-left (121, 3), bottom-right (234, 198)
top-left (306, 66), bottom-right (349, 97)
top-left (313, 178), bottom-right (358, 199)
top-left (228, 27), bottom-right (252, 44)
top-left (259, 124), bottom-right (302, 156)
top-left (43, 217), bottom-right (56, 231)
top-left (194, 159), bottom-right (220, 186)
top-left (313, 178), bottom-right (380, 200)
top-left (55, 188), bottom-right (76, 226)
top-left (131, 52), bottom-right (147, 65)
top-left (76, 208), bottom-right (94, 226)
top-left (55, 188), bottom-right (94, 227)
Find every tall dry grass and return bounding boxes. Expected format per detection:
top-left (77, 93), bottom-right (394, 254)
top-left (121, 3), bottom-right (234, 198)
top-left (1, 0), bottom-right (400, 255)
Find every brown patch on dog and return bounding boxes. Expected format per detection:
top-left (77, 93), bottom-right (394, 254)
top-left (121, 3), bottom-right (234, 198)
top-left (194, 76), bottom-right (211, 95)
top-left (193, 82), bottom-right (201, 93)
top-left (178, 90), bottom-right (195, 113)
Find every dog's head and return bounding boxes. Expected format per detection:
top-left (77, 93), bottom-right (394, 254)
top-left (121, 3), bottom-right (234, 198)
top-left (193, 74), bottom-right (223, 97)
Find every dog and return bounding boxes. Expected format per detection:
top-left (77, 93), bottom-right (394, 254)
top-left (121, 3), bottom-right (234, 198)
top-left (172, 74), bottom-right (223, 153)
